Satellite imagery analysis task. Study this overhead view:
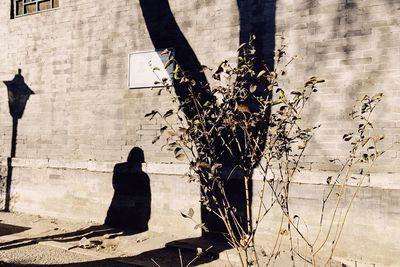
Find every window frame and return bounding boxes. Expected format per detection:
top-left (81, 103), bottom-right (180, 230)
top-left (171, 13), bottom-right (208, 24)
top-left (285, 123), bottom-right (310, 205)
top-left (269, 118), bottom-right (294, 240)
top-left (12, 0), bottom-right (59, 18)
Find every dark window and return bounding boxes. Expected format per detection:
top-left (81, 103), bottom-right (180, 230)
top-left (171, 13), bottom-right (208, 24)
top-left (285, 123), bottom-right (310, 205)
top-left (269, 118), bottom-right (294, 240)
top-left (13, 0), bottom-right (59, 17)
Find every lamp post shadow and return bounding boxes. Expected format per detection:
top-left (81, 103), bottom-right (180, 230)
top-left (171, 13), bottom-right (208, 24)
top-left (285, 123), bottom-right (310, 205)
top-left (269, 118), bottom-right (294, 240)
top-left (3, 69), bottom-right (34, 211)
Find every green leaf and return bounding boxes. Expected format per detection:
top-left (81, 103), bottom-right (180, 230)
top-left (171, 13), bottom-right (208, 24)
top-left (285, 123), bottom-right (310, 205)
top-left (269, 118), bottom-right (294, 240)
top-left (269, 72), bottom-right (278, 79)
top-left (194, 223), bottom-right (204, 230)
top-left (237, 42), bottom-right (247, 51)
top-left (257, 70), bottom-right (266, 79)
top-left (211, 163), bottom-right (222, 173)
top-left (279, 229), bottom-right (288, 236)
top-left (160, 48), bottom-right (170, 55)
top-left (194, 223), bottom-right (208, 232)
top-left (249, 84), bottom-right (257, 93)
top-left (173, 65), bottom-right (182, 80)
top-left (196, 247), bottom-right (203, 256)
top-left (164, 59), bottom-right (174, 69)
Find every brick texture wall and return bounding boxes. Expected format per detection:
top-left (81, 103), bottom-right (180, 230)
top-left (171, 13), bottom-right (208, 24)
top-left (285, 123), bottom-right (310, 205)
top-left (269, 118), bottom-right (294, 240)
top-left (0, 0), bottom-right (399, 265)
top-left (277, 0), bottom-right (400, 174)
top-left (0, 0), bottom-right (239, 163)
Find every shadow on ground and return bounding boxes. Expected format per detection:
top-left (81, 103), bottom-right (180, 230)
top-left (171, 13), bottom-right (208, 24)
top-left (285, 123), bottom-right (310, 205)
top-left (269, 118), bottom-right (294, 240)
top-left (0, 222), bottom-right (30, 237)
top-left (0, 233), bottom-right (232, 266)
top-left (0, 224), bottom-right (132, 251)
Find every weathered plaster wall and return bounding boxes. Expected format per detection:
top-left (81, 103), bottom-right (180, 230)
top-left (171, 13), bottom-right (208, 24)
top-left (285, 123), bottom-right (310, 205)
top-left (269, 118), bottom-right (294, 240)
top-left (0, 0), bottom-right (399, 265)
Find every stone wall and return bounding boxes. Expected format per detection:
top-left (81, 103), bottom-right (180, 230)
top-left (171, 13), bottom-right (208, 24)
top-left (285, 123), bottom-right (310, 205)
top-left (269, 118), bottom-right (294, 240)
top-left (0, 0), bottom-right (399, 265)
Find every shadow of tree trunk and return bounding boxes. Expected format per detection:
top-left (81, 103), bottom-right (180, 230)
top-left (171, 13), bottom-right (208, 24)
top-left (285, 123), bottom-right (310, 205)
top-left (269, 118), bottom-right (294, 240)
top-left (139, 0), bottom-right (276, 237)
top-left (139, 0), bottom-right (213, 117)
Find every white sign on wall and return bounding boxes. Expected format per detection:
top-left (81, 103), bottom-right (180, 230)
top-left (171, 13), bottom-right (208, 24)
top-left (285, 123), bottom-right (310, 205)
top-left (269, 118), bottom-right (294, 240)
top-left (128, 49), bottom-right (174, 89)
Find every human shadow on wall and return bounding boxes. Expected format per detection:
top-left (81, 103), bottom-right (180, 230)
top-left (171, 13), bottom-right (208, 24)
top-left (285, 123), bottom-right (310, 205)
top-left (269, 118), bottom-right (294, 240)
top-left (140, 0), bottom-right (276, 238)
top-left (2, 69), bottom-right (34, 212)
top-left (105, 147), bottom-right (151, 233)
top-left (0, 148), bottom-right (150, 251)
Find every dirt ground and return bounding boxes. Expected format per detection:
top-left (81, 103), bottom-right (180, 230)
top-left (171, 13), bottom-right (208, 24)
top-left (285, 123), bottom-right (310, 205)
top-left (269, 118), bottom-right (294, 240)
top-left (0, 212), bottom-right (346, 267)
top-left (0, 211), bottom-right (234, 267)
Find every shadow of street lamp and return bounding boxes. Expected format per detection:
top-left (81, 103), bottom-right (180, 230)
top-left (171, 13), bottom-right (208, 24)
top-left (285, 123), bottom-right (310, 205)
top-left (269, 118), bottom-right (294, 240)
top-left (3, 69), bottom-right (34, 211)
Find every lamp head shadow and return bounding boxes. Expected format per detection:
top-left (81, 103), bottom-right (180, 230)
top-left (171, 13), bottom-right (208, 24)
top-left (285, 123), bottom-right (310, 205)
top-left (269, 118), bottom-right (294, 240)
top-left (3, 69), bottom-right (35, 119)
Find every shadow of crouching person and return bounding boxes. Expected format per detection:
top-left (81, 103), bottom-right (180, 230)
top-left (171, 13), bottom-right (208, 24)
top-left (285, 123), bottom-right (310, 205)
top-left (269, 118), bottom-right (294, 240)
top-left (105, 147), bottom-right (151, 233)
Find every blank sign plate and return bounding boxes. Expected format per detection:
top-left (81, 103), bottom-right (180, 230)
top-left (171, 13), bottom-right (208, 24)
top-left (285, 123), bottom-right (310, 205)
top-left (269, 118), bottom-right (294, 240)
top-left (128, 49), bottom-right (174, 89)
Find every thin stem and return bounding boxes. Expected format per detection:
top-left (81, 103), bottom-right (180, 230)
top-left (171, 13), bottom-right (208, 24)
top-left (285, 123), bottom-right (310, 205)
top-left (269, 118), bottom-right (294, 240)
top-left (151, 258), bottom-right (161, 267)
top-left (179, 248), bottom-right (183, 267)
top-left (244, 175), bottom-right (252, 235)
